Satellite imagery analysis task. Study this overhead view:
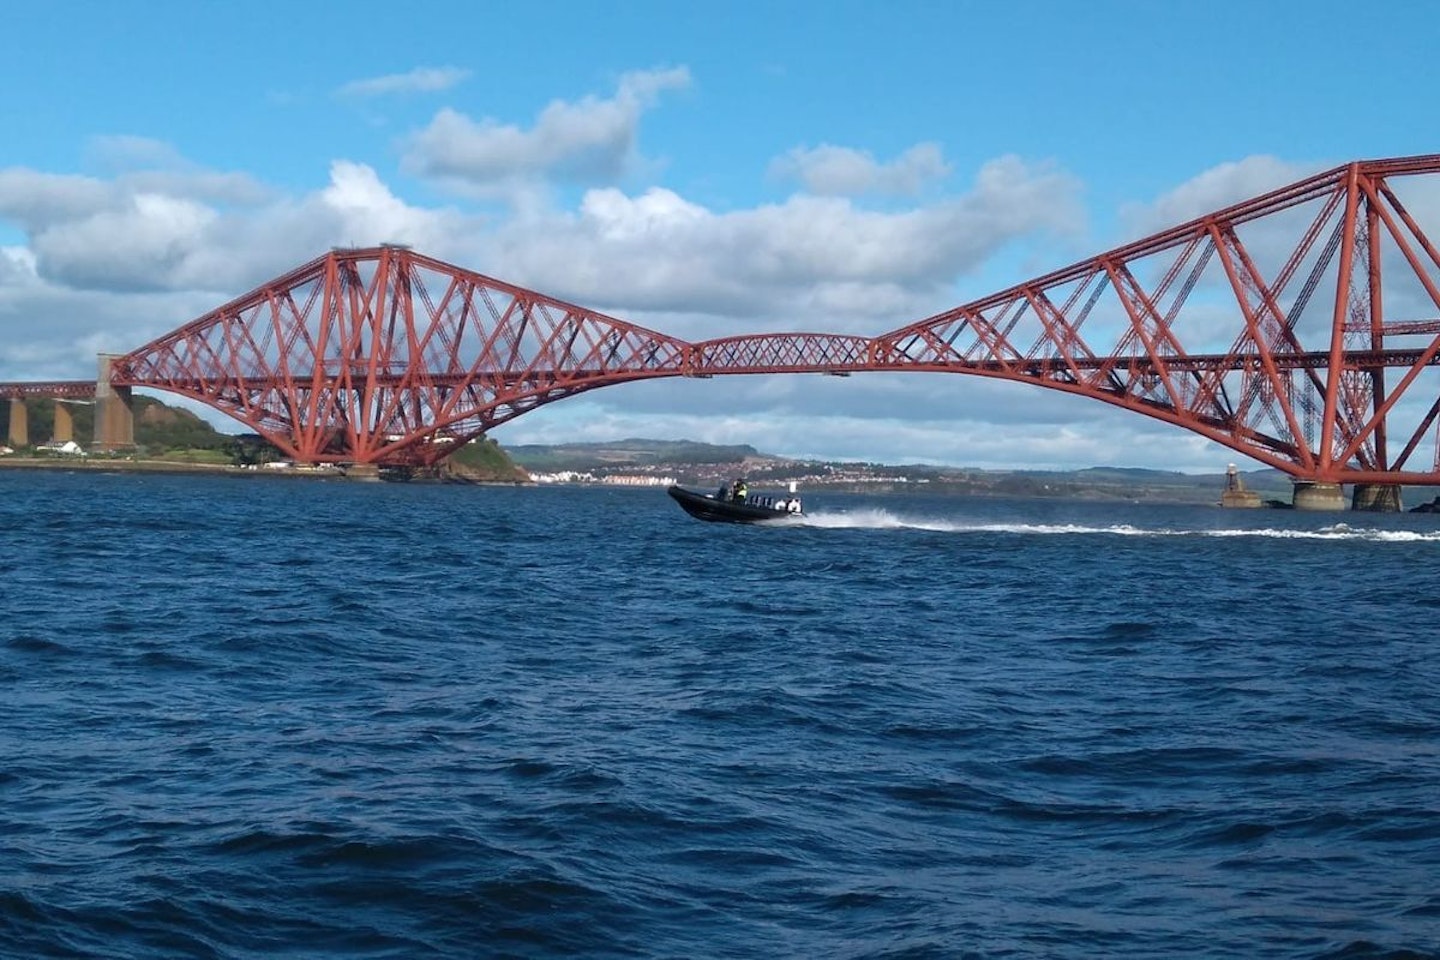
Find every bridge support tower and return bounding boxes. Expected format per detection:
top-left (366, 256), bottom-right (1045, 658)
top-left (53, 401), bottom-right (73, 443)
top-left (1351, 484), bottom-right (1403, 512)
top-left (6, 398), bottom-right (26, 447)
top-left (1292, 482), bottom-right (1346, 512)
top-left (93, 355), bottom-right (134, 452)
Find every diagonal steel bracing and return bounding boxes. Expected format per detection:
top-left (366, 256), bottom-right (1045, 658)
top-left (871, 154), bottom-right (1440, 485)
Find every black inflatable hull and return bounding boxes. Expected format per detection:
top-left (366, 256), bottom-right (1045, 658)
top-left (667, 485), bottom-right (798, 524)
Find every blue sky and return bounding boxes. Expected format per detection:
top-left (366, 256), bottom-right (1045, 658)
top-left (2, 0), bottom-right (1438, 470)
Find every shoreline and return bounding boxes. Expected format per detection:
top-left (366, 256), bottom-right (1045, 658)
top-left (0, 456), bottom-right (532, 485)
top-left (0, 457), bottom-right (329, 478)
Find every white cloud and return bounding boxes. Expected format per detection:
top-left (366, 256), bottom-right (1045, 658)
top-left (0, 169), bottom-right (113, 229)
top-left (402, 66), bottom-right (691, 196)
top-left (478, 154), bottom-right (1082, 331)
top-left (313, 160), bottom-right (473, 252)
top-left (1119, 155), bottom-right (1321, 239)
top-left (770, 142), bottom-right (951, 197)
top-left (31, 192), bottom-right (219, 291)
top-left (0, 246), bottom-right (36, 286)
top-left (0, 155), bottom-right (481, 297)
top-left (338, 66), bottom-right (472, 98)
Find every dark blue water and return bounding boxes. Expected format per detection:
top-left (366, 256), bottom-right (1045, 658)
top-left (2, 471), bottom-right (1437, 959)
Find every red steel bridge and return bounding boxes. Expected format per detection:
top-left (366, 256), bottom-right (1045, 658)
top-left (5, 154), bottom-right (1440, 500)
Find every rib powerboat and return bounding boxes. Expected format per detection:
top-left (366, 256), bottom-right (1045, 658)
top-left (667, 484), bottom-right (803, 524)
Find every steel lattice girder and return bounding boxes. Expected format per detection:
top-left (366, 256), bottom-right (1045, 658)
top-left (0, 381), bottom-right (96, 400)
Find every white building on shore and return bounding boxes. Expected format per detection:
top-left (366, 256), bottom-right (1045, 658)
top-left (528, 471), bottom-right (677, 487)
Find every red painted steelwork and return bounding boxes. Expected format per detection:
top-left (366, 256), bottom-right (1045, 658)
top-left (0, 381), bottom-right (96, 400)
top-left (872, 155), bottom-right (1440, 484)
top-left (690, 333), bottom-right (873, 374)
top-left (110, 246), bottom-right (693, 465)
top-left (98, 155), bottom-right (1440, 482)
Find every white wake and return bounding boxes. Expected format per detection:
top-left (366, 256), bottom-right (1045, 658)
top-left (795, 510), bottom-right (1440, 542)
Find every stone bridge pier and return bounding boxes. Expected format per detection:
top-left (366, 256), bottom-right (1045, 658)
top-left (93, 354), bottom-right (134, 452)
top-left (6, 397), bottom-right (27, 447)
top-left (1351, 484), bottom-right (1404, 512)
top-left (1291, 481), bottom-right (1405, 512)
top-left (1292, 482), bottom-right (1347, 511)
top-left (3, 356), bottom-right (133, 451)
top-left (53, 401), bottom-right (73, 442)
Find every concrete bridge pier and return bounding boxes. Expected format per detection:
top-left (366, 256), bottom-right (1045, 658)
top-left (1292, 481), bottom-right (1347, 511)
top-left (1351, 484), bottom-right (1404, 512)
top-left (93, 355), bottom-right (134, 452)
top-left (7, 398), bottom-right (26, 447)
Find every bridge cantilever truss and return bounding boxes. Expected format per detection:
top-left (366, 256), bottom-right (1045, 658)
top-left (109, 247), bottom-right (694, 465)
top-left (85, 153), bottom-right (1440, 483)
top-left (871, 155), bottom-right (1440, 485)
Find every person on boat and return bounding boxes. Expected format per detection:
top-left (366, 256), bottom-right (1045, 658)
top-left (731, 478), bottom-right (748, 503)
top-left (715, 483), bottom-right (728, 501)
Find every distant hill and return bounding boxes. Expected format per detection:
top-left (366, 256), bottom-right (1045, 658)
top-left (500, 437), bottom-right (1366, 505)
top-left (506, 438), bottom-right (765, 471)
top-left (991, 465), bottom-right (1294, 503)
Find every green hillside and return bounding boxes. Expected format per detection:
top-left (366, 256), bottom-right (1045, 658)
top-left (445, 437), bottom-right (530, 482)
top-left (1, 395), bottom-right (229, 458)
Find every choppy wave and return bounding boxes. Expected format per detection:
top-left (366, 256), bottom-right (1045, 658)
top-left (3, 473), bottom-right (1438, 959)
